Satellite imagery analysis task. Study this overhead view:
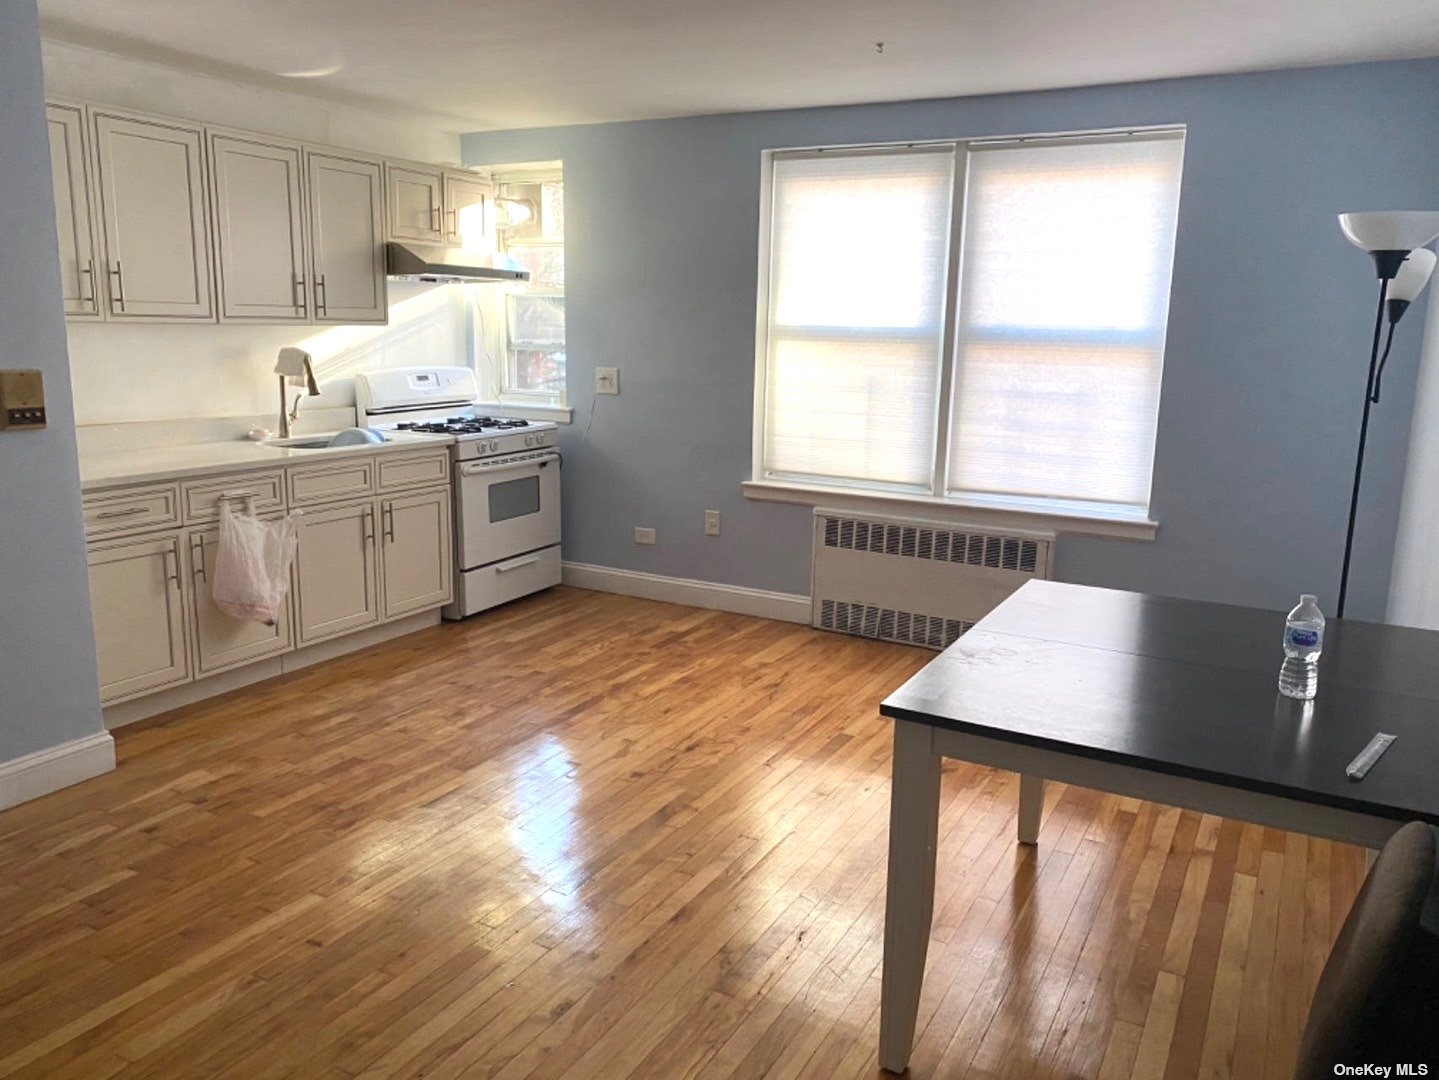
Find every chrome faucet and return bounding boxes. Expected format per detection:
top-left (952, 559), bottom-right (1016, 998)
top-left (273, 347), bottom-right (320, 438)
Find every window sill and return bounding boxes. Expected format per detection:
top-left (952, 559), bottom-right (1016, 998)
top-left (476, 402), bottom-right (573, 424)
top-left (741, 479), bottom-right (1158, 541)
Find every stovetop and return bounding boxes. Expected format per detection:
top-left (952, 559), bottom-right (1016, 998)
top-left (395, 417), bottom-right (537, 436)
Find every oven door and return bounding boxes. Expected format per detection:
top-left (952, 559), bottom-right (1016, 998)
top-left (456, 451), bottom-right (561, 570)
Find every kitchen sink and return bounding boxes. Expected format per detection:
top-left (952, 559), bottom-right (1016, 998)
top-left (263, 431), bottom-right (388, 451)
top-left (264, 437), bottom-right (334, 450)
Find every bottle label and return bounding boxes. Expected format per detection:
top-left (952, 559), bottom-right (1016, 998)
top-left (1286, 627), bottom-right (1320, 649)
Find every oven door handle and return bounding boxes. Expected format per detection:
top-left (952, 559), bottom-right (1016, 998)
top-left (459, 453), bottom-right (560, 478)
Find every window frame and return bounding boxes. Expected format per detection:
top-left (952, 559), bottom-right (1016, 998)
top-left (494, 169), bottom-right (567, 409)
top-left (748, 126), bottom-right (1183, 541)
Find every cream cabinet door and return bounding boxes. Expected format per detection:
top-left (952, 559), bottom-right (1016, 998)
top-left (46, 103), bottom-right (101, 319)
top-left (88, 535), bottom-right (191, 703)
top-left (443, 172), bottom-right (490, 249)
top-left (92, 111), bottom-right (214, 320)
top-left (209, 133), bottom-right (308, 321)
top-left (306, 151), bottom-right (387, 324)
top-left (185, 528), bottom-right (295, 675)
top-left (386, 163), bottom-right (444, 244)
top-left (380, 488), bottom-right (453, 619)
top-left (294, 500), bottom-right (380, 643)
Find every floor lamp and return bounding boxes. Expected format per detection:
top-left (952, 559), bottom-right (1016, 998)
top-left (1335, 211), bottom-right (1439, 617)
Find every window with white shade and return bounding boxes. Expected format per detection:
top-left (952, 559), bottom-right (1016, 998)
top-left (754, 129), bottom-right (1184, 525)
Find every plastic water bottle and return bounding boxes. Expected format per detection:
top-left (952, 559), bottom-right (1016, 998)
top-left (1278, 594), bottom-right (1325, 700)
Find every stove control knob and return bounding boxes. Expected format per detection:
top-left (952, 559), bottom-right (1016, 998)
top-left (489, 440), bottom-right (499, 453)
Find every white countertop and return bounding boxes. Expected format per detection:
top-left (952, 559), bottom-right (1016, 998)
top-left (79, 431), bottom-right (454, 491)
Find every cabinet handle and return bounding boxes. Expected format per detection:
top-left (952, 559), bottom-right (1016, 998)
top-left (80, 259), bottom-right (95, 304)
top-left (95, 505), bottom-right (148, 520)
top-left (314, 274), bottom-right (327, 317)
top-left (383, 505), bottom-right (395, 543)
top-left (293, 275), bottom-right (305, 312)
top-left (431, 204), bottom-right (440, 232)
top-left (163, 548), bottom-right (180, 588)
top-left (363, 507), bottom-right (375, 542)
top-left (193, 536), bottom-right (207, 582)
top-left (109, 261), bottom-right (126, 311)
top-left (218, 491), bottom-right (257, 502)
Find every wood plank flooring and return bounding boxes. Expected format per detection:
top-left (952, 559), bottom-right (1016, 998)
top-left (0, 587), bottom-right (1365, 1078)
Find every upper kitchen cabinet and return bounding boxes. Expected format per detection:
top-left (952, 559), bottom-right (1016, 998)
top-left (46, 103), bottom-right (102, 319)
top-left (91, 110), bottom-right (215, 320)
top-left (306, 150), bottom-right (387, 325)
top-left (208, 132), bottom-right (309, 322)
top-left (443, 170), bottom-right (491, 250)
top-left (385, 162), bottom-right (444, 244)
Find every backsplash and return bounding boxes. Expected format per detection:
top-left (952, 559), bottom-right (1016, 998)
top-left (67, 281), bottom-right (472, 426)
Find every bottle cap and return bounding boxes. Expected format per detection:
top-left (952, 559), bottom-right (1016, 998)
top-left (1301, 594), bottom-right (1317, 603)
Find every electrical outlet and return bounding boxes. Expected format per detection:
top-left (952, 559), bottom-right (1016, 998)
top-left (634, 526), bottom-right (656, 545)
top-left (704, 510), bottom-right (721, 536)
top-left (595, 367), bottom-right (620, 395)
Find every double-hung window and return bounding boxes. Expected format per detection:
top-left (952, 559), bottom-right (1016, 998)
top-left (475, 171), bottom-right (566, 408)
top-left (754, 129), bottom-right (1184, 530)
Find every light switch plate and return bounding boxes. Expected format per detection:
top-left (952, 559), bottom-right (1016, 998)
top-left (595, 367), bottom-right (620, 395)
top-left (0, 369), bottom-right (46, 430)
top-left (634, 526), bottom-right (656, 545)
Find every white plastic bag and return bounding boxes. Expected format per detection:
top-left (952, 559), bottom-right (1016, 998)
top-left (212, 501), bottom-right (301, 625)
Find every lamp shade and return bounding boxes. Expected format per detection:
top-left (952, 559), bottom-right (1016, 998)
top-left (1338, 211), bottom-right (1439, 253)
top-left (1390, 248), bottom-right (1437, 304)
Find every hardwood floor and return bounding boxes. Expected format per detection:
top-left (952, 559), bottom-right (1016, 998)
top-left (0, 587), bottom-right (1364, 1079)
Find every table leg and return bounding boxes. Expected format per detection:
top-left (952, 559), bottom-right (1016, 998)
top-left (879, 720), bottom-right (942, 1074)
top-left (1018, 774), bottom-right (1044, 845)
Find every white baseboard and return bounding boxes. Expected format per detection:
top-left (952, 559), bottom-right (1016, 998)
top-left (562, 562), bottom-right (811, 624)
top-left (0, 731), bottom-right (115, 812)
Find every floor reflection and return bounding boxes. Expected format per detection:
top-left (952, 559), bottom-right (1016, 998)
top-left (506, 734), bottom-right (591, 921)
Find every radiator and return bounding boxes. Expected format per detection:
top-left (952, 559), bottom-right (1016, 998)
top-left (811, 508), bottom-right (1054, 650)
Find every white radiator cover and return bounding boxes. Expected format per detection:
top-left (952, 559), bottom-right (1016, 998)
top-left (811, 508), bottom-right (1054, 650)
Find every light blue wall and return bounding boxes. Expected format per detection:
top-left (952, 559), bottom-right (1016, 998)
top-left (0, 0), bottom-right (105, 760)
top-left (464, 60), bottom-right (1439, 620)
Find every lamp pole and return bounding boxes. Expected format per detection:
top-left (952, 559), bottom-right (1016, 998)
top-left (1336, 277), bottom-right (1389, 619)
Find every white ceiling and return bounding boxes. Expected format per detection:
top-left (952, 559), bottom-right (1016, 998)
top-left (37, 0), bottom-right (1439, 133)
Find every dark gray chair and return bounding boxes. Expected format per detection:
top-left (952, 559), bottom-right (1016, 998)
top-left (1294, 821), bottom-right (1439, 1077)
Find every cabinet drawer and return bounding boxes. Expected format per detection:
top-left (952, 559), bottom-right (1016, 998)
top-left (287, 458), bottom-right (375, 506)
top-left (83, 484), bottom-right (181, 538)
top-left (182, 470), bottom-right (285, 522)
top-left (377, 451), bottom-right (450, 492)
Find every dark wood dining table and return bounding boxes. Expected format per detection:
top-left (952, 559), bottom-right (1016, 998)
top-left (876, 580), bottom-right (1439, 1073)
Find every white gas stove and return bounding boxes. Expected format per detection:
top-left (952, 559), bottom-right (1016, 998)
top-left (354, 367), bottom-right (562, 619)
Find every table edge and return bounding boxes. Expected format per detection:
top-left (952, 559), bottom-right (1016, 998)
top-left (878, 703), bottom-right (1437, 828)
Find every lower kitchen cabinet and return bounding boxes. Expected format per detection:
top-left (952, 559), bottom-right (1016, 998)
top-left (186, 527), bottom-right (294, 675)
top-left (381, 488), bottom-right (453, 618)
top-left (294, 499), bottom-right (380, 644)
top-left (88, 534), bottom-right (190, 703)
top-left (85, 448), bottom-right (457, 714)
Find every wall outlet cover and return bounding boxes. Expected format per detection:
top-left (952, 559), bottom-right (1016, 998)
top-left (634, 526), bottom-right (656, 545)
top-left (595, 367), bottom-right (620, 395)
top-left (704, 510), bottom-right (721, 536)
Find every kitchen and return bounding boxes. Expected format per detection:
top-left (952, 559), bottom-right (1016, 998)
top-left (43, 39), bottom-right (569, 727)
top-left (5, 1), bottom-right (1439, 1075)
